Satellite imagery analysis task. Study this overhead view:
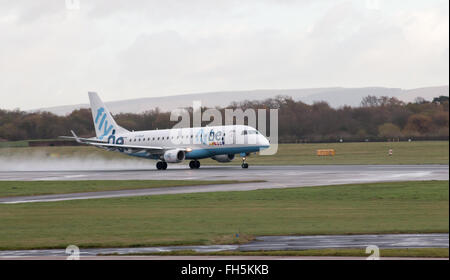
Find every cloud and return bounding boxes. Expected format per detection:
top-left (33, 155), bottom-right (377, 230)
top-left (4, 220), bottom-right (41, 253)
top-left (0, 0), bottom-right (448, 110)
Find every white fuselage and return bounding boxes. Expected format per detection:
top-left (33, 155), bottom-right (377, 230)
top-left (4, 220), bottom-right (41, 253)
top-left (105, 125), bottom-right (270, 160)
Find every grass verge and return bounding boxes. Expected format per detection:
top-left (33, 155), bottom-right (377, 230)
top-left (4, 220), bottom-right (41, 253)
top-left (0, 180), bottom-right (447, 251)
top-left (0, 180), bottom-right (263, 198)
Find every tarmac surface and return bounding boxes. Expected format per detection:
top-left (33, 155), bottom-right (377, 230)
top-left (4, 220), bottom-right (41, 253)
top-left (0, 165), bottom-right (448, 203)
top-left (0, 234), bottom-right (447, 259)
top-left (3, 256), bottom-right (447, 260)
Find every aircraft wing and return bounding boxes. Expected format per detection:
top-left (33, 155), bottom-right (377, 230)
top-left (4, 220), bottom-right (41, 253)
top-left (85, 141), bottom-right (164, 153)
top-left (59, 135), bottom-right (105, 143)
top-left (59, 130), bottom-right (165, 154)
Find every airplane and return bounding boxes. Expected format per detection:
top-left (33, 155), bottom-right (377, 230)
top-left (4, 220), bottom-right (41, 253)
top-left (60, 92), bottom-right (270, 170)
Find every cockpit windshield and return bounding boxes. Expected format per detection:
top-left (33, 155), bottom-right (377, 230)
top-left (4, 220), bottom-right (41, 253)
top-left (241, 130), bottom-right (259, 135)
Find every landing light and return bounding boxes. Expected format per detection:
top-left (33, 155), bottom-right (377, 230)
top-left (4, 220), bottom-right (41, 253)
top-left (186, 148), bottom-right (193, 152)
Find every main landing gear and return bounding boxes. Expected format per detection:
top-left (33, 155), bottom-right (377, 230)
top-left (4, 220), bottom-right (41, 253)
top-left (241, 157), bottom-right (249, 169)
top-left (156, 161), bottom-right (168, 170)
top-left (189, 160), bottom-right (201, 169)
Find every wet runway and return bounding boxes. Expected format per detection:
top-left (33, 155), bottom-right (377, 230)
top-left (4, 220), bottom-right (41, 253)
top-left (0, 165), bottom-right (448, 203)
top-left (0, 234), bottom-right (447, 258)
top-left (3, 256), bottom-right (446, 260)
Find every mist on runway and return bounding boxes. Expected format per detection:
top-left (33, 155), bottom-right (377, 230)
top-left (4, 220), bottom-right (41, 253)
top-left (0, 149), bottom-right (156, 171)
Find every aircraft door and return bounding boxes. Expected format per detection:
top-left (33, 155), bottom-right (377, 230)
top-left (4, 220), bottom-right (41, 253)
top-left (225, 129), bottom-right (236, 145)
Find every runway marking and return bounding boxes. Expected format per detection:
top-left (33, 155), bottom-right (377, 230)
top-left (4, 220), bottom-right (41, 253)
top-left (31, 177), bottom-right (61, 181)
top-left (64, 175), bottom-right (86, 179)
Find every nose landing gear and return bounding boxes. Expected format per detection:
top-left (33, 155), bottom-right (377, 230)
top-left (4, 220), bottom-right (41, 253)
top-left (189, 160), bottom-right (201, 169)
top-left (156, 161), bottom-right (168, 170)
top-left (241, 157), bottom-right (249, 169)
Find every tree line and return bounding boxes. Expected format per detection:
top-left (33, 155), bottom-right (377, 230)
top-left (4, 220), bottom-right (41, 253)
top-left (0, 95), bottom-right (448, 143)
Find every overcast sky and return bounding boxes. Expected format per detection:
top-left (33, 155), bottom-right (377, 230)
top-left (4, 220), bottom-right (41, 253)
top-left (0, 0), bottom-right (448, 110)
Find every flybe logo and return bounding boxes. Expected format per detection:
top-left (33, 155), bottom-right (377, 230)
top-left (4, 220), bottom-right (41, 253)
top-left (95, 107), bottom-right (114, 140)
top-left (196, 128), bottom-right (225, 146)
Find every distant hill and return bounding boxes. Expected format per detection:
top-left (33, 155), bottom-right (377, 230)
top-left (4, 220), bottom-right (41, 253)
top-left (33, 86), bottom-right (449, 115)
top-left (397, 86), bottom-right (449, 103)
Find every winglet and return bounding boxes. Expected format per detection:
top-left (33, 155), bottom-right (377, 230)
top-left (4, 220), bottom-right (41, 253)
top-left (71, 130), bottom-right (82, 143)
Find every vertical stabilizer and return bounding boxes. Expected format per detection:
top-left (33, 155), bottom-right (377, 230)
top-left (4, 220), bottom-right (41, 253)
top-left (88, 92), bottom-right (129, 140)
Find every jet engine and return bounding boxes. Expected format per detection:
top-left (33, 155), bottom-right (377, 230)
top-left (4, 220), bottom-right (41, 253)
top-left (211, 154), bottom-right (235, 163)
top-left (163, 149), bottom-right (186, 163)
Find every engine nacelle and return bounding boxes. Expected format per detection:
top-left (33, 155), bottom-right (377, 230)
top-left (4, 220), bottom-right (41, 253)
top-left (212, 154), bottom-right (235, 163)
top-left (163, 149), bottom-right (186, 163)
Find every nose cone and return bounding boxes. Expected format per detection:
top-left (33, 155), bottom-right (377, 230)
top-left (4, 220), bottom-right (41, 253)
top-left (258, 134), bottom-right (270, 148)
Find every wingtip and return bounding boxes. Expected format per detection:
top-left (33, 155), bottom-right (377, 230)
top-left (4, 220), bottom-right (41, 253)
top-left (70, 130), bottom-right (82, 143)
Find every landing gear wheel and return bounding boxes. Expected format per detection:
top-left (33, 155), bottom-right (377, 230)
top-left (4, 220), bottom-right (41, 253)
top-left (156, 161), bottom-right (167, 170)
top-left (189, 160), bottom-right (200, 169)
top-left (241, 156), bottom-right (249, 169)
top-left (156, 161), bottom-right (163, 170)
